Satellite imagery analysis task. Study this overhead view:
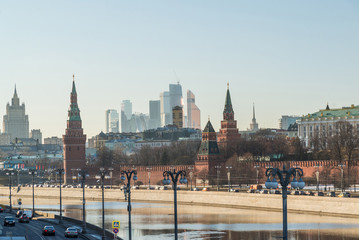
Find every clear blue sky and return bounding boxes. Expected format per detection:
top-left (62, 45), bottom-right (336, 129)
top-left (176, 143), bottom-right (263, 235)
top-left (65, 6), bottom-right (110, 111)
top-left (0, 1), bottom-right (358, 138)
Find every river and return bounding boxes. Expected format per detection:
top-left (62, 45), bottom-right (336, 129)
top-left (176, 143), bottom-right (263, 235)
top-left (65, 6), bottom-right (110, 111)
top-left (21, 200), bottom-right (359, 240)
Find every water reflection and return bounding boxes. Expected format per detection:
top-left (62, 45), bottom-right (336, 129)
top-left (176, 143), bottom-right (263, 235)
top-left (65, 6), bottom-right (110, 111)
top-left (22, 201), bottom-right (359, 240)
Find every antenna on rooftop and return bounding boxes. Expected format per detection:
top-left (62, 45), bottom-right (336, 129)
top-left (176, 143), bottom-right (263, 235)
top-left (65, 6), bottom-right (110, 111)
top-left (173, 69), bottom-right (180, 84)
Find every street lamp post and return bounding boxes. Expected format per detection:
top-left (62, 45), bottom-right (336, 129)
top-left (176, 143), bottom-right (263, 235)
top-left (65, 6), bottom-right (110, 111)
top-left (338, 164), bottom-right (345, 192)
top-left (6, 171), bottom-right (14, 213)
top-left (215, 165), bottom-right (221, 191)
top-left (315, 165), bottom-right (321, 193)
top-left (226, 166), bottom-right (232, 192)
top-left (146, 167), bottom-right (152, 189)
top-left (265, 165), bottom-right (305, 240)
top-left (254, 165), bottom-right (260, 185)
top-left (188, 166), bottom-right (194, 191)
top-left (163, 169), bottom-right (187, 240)
top-left (78, 169), bottom-right (89, 233)
top-left (28, 170), bottom-right (37, 216)
top-left (108, 167), bottom-right (114, 189)
top-left (56, 168), bottom-right (65, 224)
top-left (121, 169), bottom-right (138, 240)
top-left (96, 168), bottom-right (111, 240)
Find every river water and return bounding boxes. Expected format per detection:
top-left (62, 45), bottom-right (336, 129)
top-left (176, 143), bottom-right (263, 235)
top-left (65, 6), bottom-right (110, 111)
top-left (21, 199), bottom-right (359, 240)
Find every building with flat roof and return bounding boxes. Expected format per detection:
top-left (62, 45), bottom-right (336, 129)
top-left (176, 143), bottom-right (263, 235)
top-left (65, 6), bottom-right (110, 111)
top-left (187, 90), bottom-right (201, 130)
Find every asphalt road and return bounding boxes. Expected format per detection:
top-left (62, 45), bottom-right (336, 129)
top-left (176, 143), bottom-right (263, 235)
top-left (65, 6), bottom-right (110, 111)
top-left (0, 212), bottom-right (87, 240)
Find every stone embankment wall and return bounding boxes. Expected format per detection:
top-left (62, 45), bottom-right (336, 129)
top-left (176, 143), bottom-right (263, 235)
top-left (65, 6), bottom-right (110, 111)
top-left (0, 187), bottom-right (358, 218)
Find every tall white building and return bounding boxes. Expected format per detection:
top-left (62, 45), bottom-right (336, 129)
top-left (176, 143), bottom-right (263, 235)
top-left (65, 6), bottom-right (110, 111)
top-left (3, 87), bottom-right (29, 141)
top-left (160, 91), bottom-right (171, 126)
top-left (121, 100), bottom-right (133, 132)
top-left (149, 100), bottom-right (161, 129)
top-left (106, 109), bottom-right (119, 133)
top-left (187, 90), bottom-right (201, 129)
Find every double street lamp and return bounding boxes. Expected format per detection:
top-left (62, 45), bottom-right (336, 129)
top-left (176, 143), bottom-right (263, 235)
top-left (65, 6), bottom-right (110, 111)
top-left (146, 167), bottom-right (152, 189)
top-left (78, 169), bottom-right (89, 233)
top-left (96, 168), bottom-right (111, 240)
top-left (188, 166), bottom-right (194, 191)
top-left (265, 165), bottom-right (305, 240)
top-left (6, 171), bottom-right (15, 213)
top-left (338, 163), bottom-right (345, 192)
top-left (163, 169), bottom-right (187, 240)
top-left (56, 168), bottom-right (65, 224)
top-left (28, 170), bottom-right (37, 217)
top-left (254, 165), bottom-right (260, 185)
top-left (121, 169), bottom-right (138, 240)
top-left (315, 165), bottom-right (321, 193)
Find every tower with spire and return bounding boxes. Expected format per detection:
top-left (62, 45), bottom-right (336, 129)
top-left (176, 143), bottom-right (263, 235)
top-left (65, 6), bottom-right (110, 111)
top-left (63, 76), bottom-right (87, 184)
top-left (249, 103), bottom-right (259, 131)
top-left (3, 85), bottom-right (29, 141)
top-left (195, 119), bottom-right (223, 181)
top-left (217, 83), bottom-right (240, 152)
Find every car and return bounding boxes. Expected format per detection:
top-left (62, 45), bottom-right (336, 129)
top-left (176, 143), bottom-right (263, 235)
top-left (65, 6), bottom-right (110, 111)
top-left (247, 189), bottom-right (255, 193)
top-left (338, 192), bottom-right (351, 198)
top-left (327, 191), bottom-right (336, 197)
top-left (192, 187), bottom-right (200, 191)
top-left (202, 187), bottom-right (210, 191)
top-left (132, 186), bottom-right (139, 189)
top-left (230, 189), bottom-right (239, 192)
top-left (305, 191), bottom-right (314, 196)
top-left (0, 206), bottom-right (4, 212)
top-left (42, 226), bottom-right (56, 236)
top-left (315, 191), bottom-right (324, 196)
top-left (24, 210), bottom-right (33, 219)
top-left (19, 214), bottom-right (30, 223)
top-left (159, 186), bottom-right (168, 190)
top-left (65, 227), bottom-right (79, 238)
top-left (260, 190), bottom-right (269, 194)
top-left (299, 191), bottom-right (307, 195)
top-left (291, 190), bottom-right (300, 195)
top-left (270, 189), bottom-right (281, 194)
top-left (16, 210), bottom-right (24, 218)
top-left (4, 216), bottom-right (15, 226)
top-left (69, 226), bottom-right (82, 233)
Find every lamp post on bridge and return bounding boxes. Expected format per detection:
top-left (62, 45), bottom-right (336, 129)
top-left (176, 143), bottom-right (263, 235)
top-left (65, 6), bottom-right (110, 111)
top-left (162, 169), bottom-right (187, 240)
top-left (96, 167), bottom-right (111, 240)
top-left (254, 165), bottom-right (260, 185)
top-left (121, 169), bottom-right (138, 240)
top-left (146, 167), bottom-right (152, 189)
top-left (6, 171), bottom-right (15, 213)
top-left (28, 170), bottom-right (37, 216)
top-left (265, 165), bottom-right (305, 240)
top-left (56, 168), bottom-right (65, 224)
top-left (338, 163), bottom-right (345, 192)
top-left (77, 169), bottom-right (89, 233)
top-left (188, 166), bottom-right (194, 191)
top-left (315, 165), bottom-right (321, 194)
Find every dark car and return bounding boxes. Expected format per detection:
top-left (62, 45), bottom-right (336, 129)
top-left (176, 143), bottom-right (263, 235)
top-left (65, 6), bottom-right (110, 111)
top-left (0, 206), bottom-right (3, 213)
top-left (42, 226), bottom-right (56, 236)
top-left (4, 216), bottom-right (15, 226)
top-left (327, 191), bottom-right (336, 197)
top-left (315, 191), bottom-right (324, 196)
top-left (16, 210), bottom-right (24, 218)
top-left (65, 227), bottom-right (79, 238)
top-left (19, 214), bottom-right (30, 223)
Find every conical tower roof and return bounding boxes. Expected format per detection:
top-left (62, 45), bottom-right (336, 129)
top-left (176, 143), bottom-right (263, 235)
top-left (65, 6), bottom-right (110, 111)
top-left (203, 120), bottom-right (215, 133)
top-left (223, 84), bottom-right (233, 114)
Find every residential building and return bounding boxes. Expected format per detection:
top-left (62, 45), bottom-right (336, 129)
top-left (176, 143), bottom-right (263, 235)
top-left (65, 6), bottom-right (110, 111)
top-left (3, 86), bottom-right (29, 141)
top-left (30, 129), bottom-right (42, 144)
top-left (44, 136), bottom-right (63, 146)
top-left (105, 109), bottom-right (119, 133)
top-left (187, 90), bottom-right (201, 129)
top-left (279, 115), bottom-right (299, 130)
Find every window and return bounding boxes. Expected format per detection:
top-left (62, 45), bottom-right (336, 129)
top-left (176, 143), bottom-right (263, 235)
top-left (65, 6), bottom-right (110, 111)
top-left (69, 147), bottom-right (71, 151)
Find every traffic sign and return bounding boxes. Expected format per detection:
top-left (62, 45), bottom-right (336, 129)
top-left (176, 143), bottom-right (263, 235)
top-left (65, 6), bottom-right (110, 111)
top-left (18, 202), bottom-right (22, 205)
top-left (112, 221), bottom-right (120, 228)
top-left (113, 228), bottom-right (119, 234)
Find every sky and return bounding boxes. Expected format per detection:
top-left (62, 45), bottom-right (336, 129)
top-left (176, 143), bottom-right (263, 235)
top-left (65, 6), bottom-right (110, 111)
top-left (0, 1), bottom-right (358, 139)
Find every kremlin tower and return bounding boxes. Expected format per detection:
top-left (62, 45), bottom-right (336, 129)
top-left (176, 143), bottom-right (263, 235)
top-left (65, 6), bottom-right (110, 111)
top-left (217, 84), bottom-right (241, 153)
top-left (63, 76), bottom-right (87, 184)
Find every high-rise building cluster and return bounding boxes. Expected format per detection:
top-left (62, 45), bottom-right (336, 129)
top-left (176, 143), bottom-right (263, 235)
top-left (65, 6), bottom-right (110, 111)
top-left (105, 82), bottom-right (201, 133)
top-left (0, 86), bottom-right (42, 145)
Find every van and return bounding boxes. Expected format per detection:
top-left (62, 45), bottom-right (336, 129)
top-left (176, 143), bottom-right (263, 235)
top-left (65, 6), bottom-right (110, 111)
top-left (23, 210), bottom-right (33, 219)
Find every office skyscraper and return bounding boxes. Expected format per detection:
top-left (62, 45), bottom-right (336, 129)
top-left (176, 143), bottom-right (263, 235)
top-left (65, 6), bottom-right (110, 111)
top-left (3, 86), bottom-right (29, 141)
top-left (149, 100), bottom-right (161, 129)
top-left (187, 90), bottom-right (201, 129)
top-left (106, 109), bottom-right (119, 133)
top-left (160, 91), bottom-right (171, 126)
top-left (121, 100), bottom-right (132, 132)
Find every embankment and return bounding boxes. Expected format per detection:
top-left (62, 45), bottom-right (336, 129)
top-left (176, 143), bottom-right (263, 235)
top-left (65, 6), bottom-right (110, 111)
top-left (0, 187), bottom-right (358, 218)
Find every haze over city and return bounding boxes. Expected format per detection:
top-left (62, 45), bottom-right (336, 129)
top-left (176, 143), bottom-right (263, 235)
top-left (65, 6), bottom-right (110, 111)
top-left (0, 1), bottom-right (358, 138)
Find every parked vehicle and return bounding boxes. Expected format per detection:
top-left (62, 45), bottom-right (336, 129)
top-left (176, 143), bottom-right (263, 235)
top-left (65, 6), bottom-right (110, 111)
top-left (42, 226), bottom-right (56, 236)
top-left (338, 192), bottom-right (351, 198)
top-left (260, 190), bottom-right (268, 194)
top-left (247, 189), bottom-right (255, 193)
top-left (4, 216), bottom-right (15, 226)
top-left (65, 227), bottom-right (79, 238)
top-left (305, 191), bottom-right (314, 196)
top-left (327, 191), bottom-right (336, 197)
top-left (315, 191), bottom-right (324, 196)
top-left (0, 206), bottom-right (4, 212)
top-left (19, 214), bottom-right (30, 223)
top-left (299, 191), bottom-right (307, 195)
